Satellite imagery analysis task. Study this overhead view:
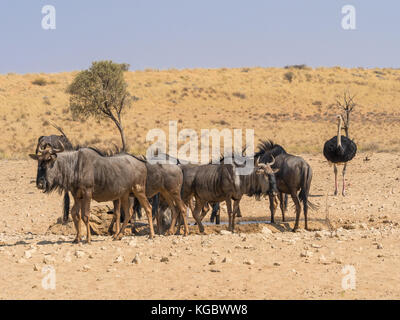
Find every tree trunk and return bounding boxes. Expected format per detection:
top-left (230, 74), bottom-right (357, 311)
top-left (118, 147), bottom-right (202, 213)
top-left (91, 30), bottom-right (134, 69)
top-left (111, 117), bottom-right (127, 151)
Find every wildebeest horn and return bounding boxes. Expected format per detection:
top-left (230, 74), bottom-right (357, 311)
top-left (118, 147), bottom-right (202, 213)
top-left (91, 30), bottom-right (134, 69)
top-left (51, 141), bottom-right (64, 154)
top-left (38, 143), bottom-right (47, 153)
top-left (268, 155), bottom-right (275, 166)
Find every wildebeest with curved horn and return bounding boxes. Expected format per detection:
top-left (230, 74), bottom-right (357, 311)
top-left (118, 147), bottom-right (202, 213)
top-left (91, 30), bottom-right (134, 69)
top-left (34, 123), bottom-right (74, 223)
top-left (180, 156), bottom-right (278, 233)
top-left (29, 144), bottom-right (155, 243)
top-left (255, 140), bottom-right (316, 231)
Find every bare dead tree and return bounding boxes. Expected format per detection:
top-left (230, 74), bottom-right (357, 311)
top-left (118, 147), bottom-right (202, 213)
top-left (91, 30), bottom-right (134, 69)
top-left (335, 91), bottom-right (356, 138)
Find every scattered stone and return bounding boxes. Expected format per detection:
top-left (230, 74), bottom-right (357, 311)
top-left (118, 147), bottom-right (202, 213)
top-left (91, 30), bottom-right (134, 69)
top-left (160, 256), bottom-right (169, 263)
top-left (33, 264), bottom-right (39, 271)
top-left (314, 231), bottom-right (323, 238)
top-left (210, 268), bottom-right (221, 273)
top-left (132, 254), bottom-right (141, 264)
top-left (273, 262), bottom-right (280, 266)
top-left (128, 240), bottom-right (137, 247)
top-left (43, 254), bottom-right (55, 264)
top-left (114, 255), bottom-right (124, 263)
top-left (17, 258), bottom-right (26, 264)
top-left (376, 243), bottom-right (383, 249)
top-left (82, 265), bottom-right (91, 272)
top-left (107, 267), bottom-right (116, 272)
top-left (261, 227), bottom-right (272, 236)
top-left (24, 250), bottom-right (33, 259)
top-left (209, 257), bottom-right (217, 265)
top-left (311, 244), bottom-right (322, 249)
top-left (220, 230), bottom-right (231, 235)
top-left (75, 250), bottom-right (85, 258)
top-left (318, 255), bottom-right (330, 265)
top-left (243, 259), bottom-right (254, 265)
top-left (300, 250), bottom-right (313, 258)
top-left (222, 257), bottom-right (232, 263)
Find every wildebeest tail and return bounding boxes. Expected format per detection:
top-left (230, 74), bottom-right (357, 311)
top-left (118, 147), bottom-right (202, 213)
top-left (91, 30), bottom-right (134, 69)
top-left (63, 191), bottom-right (70, 223)
top-left (298, 165), bottom-right (319, 211)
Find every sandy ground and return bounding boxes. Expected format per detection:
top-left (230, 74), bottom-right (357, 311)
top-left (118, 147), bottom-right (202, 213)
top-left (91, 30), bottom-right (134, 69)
top-left (0, 152), bottom-right (399, 299)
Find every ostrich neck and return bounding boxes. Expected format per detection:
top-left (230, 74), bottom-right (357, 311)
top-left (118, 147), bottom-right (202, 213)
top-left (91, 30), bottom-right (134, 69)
top-left (337, 118), bottom-right (342, 148)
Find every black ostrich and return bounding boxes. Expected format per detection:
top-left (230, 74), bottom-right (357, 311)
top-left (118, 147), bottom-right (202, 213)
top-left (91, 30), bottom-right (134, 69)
top-left (323, 115), bottom-right (357, 196)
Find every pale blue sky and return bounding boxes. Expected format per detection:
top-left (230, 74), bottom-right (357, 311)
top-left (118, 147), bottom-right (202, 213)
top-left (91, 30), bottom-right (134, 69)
top-left (0, 0), bottom-right (399, 73)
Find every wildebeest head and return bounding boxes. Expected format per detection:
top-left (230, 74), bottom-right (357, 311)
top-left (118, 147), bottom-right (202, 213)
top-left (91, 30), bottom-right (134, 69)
top-left (255, 157), bottom-right (279, 196)
top-left (29, 143), bottom-right (65, 192)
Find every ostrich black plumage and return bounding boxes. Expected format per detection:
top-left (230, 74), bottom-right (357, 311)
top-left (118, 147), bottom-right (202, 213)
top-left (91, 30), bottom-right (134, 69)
top-left (323, 115), bottom-right (357, 196)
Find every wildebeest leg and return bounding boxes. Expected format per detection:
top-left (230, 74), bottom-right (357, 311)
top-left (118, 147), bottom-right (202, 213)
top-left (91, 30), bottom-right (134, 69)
top-left (342, 163), bottom-right (347, 196)
top-left (268, 194), bottom-right (277, 224)
top-left (333, 164), bottom-right (338, 196)
top-left (71, 199), bottom-right (82, 244)
top-left (291, 192), bottom-right (301, 232)
top-left (210, 203), bottom-right (220, 224)
top-left (81, 191), bottom-right (92, 244)
top-left (199, 203), bottom-right (209, 222)
top-left (108, 199), bottom-right (120, 235)
top-left (174, 197), bottom-right (189, 236)
top-left (132, 188), bottom-right (155, 239)
top-left (278, 193), bottom-right (286, 222)
top-left (113, 194), bottom-right (132, 240)
top-left (192, 197), bottom-right (206, 233)
top-left (226, 199), bottom-right (234, 231)
top-left (236, 205), bottom-right (242, 218)
top-left (231, 200), bottom-right (240, 232)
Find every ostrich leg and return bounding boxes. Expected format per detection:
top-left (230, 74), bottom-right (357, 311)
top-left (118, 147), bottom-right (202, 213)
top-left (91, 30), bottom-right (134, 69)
top-left (333, 164), bottom-right (338, 196)
top-left (342, 163), bottom-right (347, 196)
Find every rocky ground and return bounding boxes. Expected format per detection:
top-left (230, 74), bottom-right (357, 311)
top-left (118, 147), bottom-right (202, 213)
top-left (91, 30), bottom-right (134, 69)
top-left (0, 152), bottom-right (399, 299)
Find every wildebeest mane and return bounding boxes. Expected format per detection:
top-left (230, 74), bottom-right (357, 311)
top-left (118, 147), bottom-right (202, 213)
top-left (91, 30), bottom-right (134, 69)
top-left (255, 139), bottom-right (287, 163)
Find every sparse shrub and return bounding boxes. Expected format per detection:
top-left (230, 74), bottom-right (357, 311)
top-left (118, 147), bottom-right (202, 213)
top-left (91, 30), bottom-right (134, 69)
top-left (284, 72), bottom-right (294, 83)
top-left (241, 68), bottom-right (250, 73)
top-left (32, 78), bottom-right (47, 86)
top-left (232, 92), bottom-right (246, 99)
top-left (284, 64), bottom-right (309, 70)
top-left (42, 120), bottom-right (50, 126)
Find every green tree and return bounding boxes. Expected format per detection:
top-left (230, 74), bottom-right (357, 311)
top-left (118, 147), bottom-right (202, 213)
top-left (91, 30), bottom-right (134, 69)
top-left (67, 61), bottom-right (131, 151)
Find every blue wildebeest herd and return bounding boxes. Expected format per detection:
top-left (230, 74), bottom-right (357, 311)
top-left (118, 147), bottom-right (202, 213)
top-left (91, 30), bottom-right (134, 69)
top-left (29, 127), bottom-right (315, 244)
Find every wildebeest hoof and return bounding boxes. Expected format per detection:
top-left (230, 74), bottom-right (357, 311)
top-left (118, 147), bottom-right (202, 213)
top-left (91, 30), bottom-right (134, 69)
top-left (72, 238), bottom-right (80, 244)
top-left (291, 228), bottom-right (298, 232)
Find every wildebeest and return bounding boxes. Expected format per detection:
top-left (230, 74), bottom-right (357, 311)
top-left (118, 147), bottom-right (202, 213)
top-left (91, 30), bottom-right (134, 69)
top-left (110, 156), bottom-right (189, 237)
top-left (180, 156), bottom-right (278, 233)
top-left (34, 124), bottom-right (74, 223)
top-left (29, 144), bottom-right (155, 243)
top-left (255, 140), bottom-right (316, 231)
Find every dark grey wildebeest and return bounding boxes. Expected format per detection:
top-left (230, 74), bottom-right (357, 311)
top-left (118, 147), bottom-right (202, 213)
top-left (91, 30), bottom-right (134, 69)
top-left (110, 156), bottom-right (189, 237)
top-left (35, 124), bottom-right (74, 223)
top-left (29, 145), bottom-right (155, 243)
top-left (180, 158), bottom-right (278, 233)
top-left (255, 140), bottom-right (316, 231)
top-left (201, 155), bottom-right (279, 225)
